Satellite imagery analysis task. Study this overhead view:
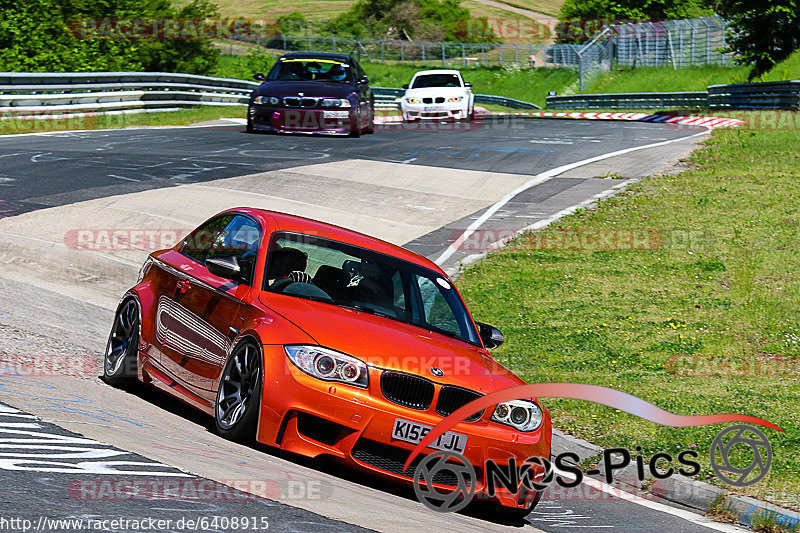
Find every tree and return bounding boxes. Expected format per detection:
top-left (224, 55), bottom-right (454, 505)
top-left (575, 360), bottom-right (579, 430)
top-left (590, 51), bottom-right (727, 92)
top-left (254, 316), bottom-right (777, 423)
top-left (324, 0), bottom-right (493, 42)
top-left (557, 0), bottom-right (712, 42)
top-left (0, 0), bottom-right (220, 74)
top-left (713, 0), bottom-right (800, 76)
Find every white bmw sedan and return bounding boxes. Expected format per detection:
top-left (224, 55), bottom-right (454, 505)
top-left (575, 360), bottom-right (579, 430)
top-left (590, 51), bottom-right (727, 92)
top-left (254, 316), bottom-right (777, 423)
top-left (400, 69), bottom-right (474, 122)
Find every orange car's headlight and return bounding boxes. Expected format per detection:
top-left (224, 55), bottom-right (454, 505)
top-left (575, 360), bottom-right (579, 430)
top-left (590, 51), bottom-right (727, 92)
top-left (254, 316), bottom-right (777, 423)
top-left (284, 345), bottom-right (369, 388)
top-left (492, 400), bottom-right (543, 432)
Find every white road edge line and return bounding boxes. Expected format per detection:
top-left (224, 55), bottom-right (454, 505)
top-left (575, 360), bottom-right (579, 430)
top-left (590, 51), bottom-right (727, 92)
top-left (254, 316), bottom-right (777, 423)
top-left (553, 468), bottom-right (751, 533)
top-left (434, 128), bottom-right (711, 266)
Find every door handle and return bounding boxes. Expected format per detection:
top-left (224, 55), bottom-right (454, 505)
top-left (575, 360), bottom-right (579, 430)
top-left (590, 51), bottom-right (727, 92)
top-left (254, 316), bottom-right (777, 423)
top-left (177, 279), bottom-right (191, 293)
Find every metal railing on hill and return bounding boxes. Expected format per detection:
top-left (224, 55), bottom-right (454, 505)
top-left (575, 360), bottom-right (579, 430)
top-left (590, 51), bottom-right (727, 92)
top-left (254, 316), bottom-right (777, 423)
top-left (546, 81), bottom-right (800, 110)
top-left (0, 72), bottom-right (258, 115)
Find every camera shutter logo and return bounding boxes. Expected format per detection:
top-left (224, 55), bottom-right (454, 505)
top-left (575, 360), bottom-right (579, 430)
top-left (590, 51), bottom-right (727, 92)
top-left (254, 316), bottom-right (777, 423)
top-left (710, 425), bottom-right (772, 487)
top-left (413, 451), bottom-right (476, 513)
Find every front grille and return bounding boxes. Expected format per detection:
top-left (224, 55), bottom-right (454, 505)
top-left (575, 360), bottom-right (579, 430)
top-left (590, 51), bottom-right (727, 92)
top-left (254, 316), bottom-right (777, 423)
top-left (380, 371), bottom-right (434, 410)
top-left (282, 96), bottom-right (318, 108)
top-left (435, 97), bottom-right (445, 103)
top-left (422, 97), bottom-right (433, 104)
top-left (436, 386), bottom-right (484, 422)
top-left (352, 439), bottom-right (467, 486)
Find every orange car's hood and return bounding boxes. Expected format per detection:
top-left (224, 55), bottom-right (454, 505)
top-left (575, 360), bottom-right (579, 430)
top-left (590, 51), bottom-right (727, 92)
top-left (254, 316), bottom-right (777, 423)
top-left (259, 293), bottom-right (523, 393)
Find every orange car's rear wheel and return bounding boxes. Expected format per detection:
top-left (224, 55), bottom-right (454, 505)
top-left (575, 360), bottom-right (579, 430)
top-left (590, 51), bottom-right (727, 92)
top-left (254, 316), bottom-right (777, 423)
top-left (215, 341), bottom-right (262, 442)
top-left (103, 298), bottom-right (139, 387)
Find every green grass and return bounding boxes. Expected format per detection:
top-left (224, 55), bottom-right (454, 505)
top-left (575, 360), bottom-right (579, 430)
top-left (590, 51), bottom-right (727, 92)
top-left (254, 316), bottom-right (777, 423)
top-left (584, 65), bottom-right (753, 94)
top-left (0, 106), bottom-right (245, 135)
top-left (761, 50), bottom-right (800, 82)
top-left (456, 118), bottom-right (800, 509)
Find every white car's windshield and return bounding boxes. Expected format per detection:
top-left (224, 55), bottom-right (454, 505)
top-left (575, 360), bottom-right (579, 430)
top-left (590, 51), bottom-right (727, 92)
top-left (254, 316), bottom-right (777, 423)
top-left (411, 74), bottom-right (462, 88)
top-left (264, 232), bottom-right (480, 344)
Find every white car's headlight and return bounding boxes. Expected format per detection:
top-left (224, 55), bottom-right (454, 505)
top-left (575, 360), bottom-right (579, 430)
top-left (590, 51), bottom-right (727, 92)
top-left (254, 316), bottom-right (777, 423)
top-left (492, 400), bottom-right (543, 432)
top-left (285, 345), bottom-right (368, 388)
top-left (406, 97), bottom-right (421, 104)
top-left (448, 96), bottom-right (463, 102)
top-left (320, 98), bottom-right (351, 108)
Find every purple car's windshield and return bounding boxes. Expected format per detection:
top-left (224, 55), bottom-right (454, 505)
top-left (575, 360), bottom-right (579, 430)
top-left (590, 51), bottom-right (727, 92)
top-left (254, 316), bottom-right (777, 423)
top-left (267, 59), bottom-right (352, 82)
top-left (263, 232), bottom-right (480, 345)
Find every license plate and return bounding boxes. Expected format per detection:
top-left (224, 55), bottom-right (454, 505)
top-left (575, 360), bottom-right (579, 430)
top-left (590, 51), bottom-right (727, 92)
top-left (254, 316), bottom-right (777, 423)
top-left (423, 106), bottom-right (444, 111)
top-left (323, 110), bottom-right (349, 118)
top-left (391, 418), bottom-right (468, 454)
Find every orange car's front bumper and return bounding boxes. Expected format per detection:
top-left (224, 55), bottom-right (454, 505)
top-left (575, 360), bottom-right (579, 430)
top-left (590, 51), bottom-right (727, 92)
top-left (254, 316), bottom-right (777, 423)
top-left (256, 345), bottom-right (552, 510)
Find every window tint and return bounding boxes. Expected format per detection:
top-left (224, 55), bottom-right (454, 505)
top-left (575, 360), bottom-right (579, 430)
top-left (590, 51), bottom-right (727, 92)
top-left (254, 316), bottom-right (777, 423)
top-left (182, 214), bottom-right (261, 284)
top-left (416, 275), bottom-right (461, 337)
top-left (263, 232), bottom-right (479, 344)
top-left (411, 74), bottom-right (462, 88)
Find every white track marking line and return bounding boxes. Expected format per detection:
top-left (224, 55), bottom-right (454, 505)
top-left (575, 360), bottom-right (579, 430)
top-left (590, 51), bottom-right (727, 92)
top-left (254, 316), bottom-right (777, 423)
top-left (553, 468), bottom-right (751, 532)
top-left (434, 129), bottom-right (710, 266)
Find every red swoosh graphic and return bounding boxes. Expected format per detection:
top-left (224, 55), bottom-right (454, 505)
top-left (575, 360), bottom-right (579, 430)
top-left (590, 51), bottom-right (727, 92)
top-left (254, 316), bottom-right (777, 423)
top-left (403, 383), bottom-right (782, 472)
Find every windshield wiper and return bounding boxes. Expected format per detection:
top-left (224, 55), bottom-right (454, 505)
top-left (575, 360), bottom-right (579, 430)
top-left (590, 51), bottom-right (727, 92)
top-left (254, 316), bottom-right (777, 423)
top-left (335, 302), bottom-right (393, 318)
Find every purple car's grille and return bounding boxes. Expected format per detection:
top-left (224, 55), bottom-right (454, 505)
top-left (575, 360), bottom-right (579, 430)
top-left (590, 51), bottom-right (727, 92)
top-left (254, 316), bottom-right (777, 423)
top-left (380, 371), bottom-right (434, 410)
top-left (282, 96), bottom-right (319, 108)
top-left (436, 386), bottom-right (483, 422)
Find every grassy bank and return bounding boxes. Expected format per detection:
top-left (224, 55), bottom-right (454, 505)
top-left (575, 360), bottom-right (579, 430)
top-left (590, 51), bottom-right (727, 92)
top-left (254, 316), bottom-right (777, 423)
top-left (456, 119), bottom-right (800, 508)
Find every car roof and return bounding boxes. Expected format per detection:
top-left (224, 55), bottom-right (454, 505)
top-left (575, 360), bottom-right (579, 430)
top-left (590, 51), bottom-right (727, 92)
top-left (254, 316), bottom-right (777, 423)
top-left (279, 52), bottom-right (355, 63)
top-left (225, 208), bottom-right (447, 275)
top-left (411, 69), bottom-right (463, 76)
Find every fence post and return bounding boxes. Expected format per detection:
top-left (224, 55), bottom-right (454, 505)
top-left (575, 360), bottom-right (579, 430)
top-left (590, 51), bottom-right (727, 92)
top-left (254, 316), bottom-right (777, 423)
top-left (422, 42), bottom-right (426, 64)
top-left (578, 50), bottom-right (584, 91)
top-left (441, 42), bottom-right (446, 66)
top-left (229, 35), bottom-right (233, 56)
top-left (480, 44), bottom-right (484, 66)
top-left (332, 36), bottom-right (336, 53)
top-left (514, 44), bottom-right (519, 64)
top-left (282, 34), bottom-right (286, 51)
top-left (307, 35), bottom-right (311, 51)
top-left (400, 41), bottom-right (404, 62)
top-left (721, 20), bottom-right (726, 65)
top-left (691, 25), bottom-right (695, 65)
top-left (705, 18), bottom-right (711, 65)
top-left (499, 44), bottom-right (503, 66)
top-left (461, 42), bottom-right (466, 66)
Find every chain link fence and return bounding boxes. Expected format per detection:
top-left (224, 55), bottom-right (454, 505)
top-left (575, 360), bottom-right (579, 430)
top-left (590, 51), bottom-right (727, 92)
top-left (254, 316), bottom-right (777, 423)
top-left (235, 15), bottom-right (732, 77)
top-left (613, 16), bottom-right (731, 68)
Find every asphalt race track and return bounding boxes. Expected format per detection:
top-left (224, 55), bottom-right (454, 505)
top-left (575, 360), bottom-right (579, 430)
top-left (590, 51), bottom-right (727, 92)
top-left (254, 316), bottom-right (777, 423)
top-left (0, 117), bottom-right (748, 532)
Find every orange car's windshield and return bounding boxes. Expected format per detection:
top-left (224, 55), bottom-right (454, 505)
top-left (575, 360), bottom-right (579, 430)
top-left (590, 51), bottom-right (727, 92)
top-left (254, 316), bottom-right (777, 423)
top-left (263, 232), bottom-right (480, 345)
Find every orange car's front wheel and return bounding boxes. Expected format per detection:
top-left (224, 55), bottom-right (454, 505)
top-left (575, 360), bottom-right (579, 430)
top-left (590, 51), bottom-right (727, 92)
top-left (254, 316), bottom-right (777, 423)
top-left (215, 341), bottom-right (263, 442)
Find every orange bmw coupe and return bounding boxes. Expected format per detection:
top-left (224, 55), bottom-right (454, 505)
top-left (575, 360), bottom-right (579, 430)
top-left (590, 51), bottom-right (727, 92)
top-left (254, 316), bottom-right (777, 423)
top-left (104, 208), bottom-right (552, 517)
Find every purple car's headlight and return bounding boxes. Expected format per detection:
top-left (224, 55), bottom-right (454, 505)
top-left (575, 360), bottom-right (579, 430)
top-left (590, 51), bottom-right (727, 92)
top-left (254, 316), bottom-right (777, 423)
top-left (253, 96), bottom-right (280, 105)
top-left (320, 98), bottom-right (351, 108)
top-left (285, 345), bottom-right (368, 388)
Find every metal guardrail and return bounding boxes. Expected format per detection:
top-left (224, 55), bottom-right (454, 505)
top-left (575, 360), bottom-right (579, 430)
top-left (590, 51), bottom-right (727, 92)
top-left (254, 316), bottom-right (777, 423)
top-left (0, 72), bottom-right (258, 115)
top-left (546, 91), bottom-right (709, 110)
top-left (546, 81), bottom-right (800, 110)
top-left (373, 87), bottom-right (541, 111)
top-left (708, 81), bottom-right (800, 110)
